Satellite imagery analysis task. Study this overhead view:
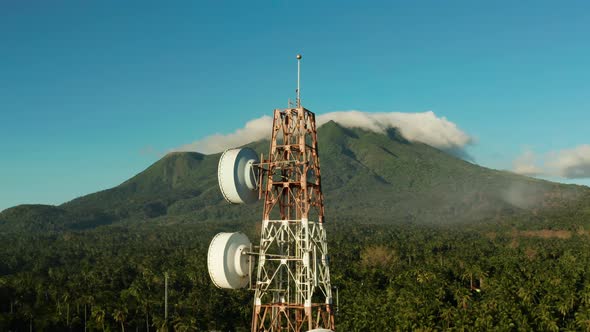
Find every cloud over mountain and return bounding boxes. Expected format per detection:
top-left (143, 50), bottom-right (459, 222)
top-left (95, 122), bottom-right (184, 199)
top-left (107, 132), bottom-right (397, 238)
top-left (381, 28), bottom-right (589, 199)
top-left (513, 145), bottom-right (590, 179)
top-left (174, 116), bottom-right (273, 154)
top-left (547, 145), bottom-right (590, 179)
top-left (512, 150), bottom-right (543, 176)
top-left (174, 111), bottom-right (472, 155)
top-left (316, 111), bottom-right (472, 152)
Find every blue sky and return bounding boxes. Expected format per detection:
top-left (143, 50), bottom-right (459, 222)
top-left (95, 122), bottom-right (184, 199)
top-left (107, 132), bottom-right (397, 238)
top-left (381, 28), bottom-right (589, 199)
top-left (1, 0), bottom-right (589, 211)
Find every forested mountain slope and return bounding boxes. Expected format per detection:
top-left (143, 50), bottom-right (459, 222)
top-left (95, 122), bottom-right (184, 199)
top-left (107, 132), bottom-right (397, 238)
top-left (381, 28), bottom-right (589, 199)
top-left (1, 121), bottom-right (589, 231)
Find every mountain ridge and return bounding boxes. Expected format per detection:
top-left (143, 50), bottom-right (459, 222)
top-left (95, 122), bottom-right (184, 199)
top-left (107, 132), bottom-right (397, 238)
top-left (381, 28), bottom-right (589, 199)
top-left (2, 121), bottom-right (589, 231)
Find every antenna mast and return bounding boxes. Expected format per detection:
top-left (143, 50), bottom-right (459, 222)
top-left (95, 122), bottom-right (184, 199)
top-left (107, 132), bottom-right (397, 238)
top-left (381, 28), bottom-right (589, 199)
top-left (297, 54), bottom-right (302, 108)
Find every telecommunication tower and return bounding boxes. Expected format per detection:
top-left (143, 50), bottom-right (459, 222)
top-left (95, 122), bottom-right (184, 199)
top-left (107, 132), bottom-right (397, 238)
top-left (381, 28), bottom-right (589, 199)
top-left (208, 55), bottom-right (336, 332)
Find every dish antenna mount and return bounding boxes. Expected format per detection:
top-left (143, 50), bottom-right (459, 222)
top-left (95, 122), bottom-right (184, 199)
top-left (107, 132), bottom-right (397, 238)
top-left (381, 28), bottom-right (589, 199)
top-left (207, 54), bottom-right (336, 332)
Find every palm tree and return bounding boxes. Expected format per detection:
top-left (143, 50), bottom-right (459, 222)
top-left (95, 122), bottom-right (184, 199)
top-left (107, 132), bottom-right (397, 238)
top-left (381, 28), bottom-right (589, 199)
top-left (61, 292), bottom-right (71, 327)
top-left (557, 291), bottom-right (576, 320)
top-left (439, 306), bottom-right (455, 330)
top-left (91, 306), bottom-right (106, 331)
top-left (575, 309), bottom-right (590, 332)
top-left (452, 285), bottom-right (471, 310)
top-left (113, 308), bottom-right (127, 332)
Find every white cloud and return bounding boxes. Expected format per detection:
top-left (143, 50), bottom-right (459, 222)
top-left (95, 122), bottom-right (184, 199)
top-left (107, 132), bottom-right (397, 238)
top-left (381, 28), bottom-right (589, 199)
top-left (512, 145), bottom-right (590, 179)
top-left (512, 149), bottom-right (543, 176)
top-left (317, 111), bottom-right (472, 151)
top-left (547, 145), bottom-right (590, 179)
top-left (173, 110), bottom-right (473, 156)
top-left (174, 116), bottom-right (273, 154)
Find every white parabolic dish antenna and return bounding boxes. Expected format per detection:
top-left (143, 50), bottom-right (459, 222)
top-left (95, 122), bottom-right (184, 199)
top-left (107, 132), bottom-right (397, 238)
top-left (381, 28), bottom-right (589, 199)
top-left (218, 148), bottom-right (259, 204)
top-left (207, 232), bottom-right (252, 289)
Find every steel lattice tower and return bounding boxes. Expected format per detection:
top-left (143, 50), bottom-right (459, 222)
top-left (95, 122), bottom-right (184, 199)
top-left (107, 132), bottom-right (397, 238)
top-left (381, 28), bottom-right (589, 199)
top-left (251, 107), bottom-right (335, 332)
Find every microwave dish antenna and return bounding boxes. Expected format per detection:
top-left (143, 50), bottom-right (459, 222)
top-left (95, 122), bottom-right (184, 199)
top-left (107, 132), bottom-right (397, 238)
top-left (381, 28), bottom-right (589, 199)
top-left (218, 147), bottom-right (260, 204)
top-left (207, 232), bottom-right (252, 289)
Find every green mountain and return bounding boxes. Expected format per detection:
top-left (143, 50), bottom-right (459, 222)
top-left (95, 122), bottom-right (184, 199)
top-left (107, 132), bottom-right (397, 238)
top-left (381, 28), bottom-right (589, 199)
top-left (2, 121), bottom-right (589, 231)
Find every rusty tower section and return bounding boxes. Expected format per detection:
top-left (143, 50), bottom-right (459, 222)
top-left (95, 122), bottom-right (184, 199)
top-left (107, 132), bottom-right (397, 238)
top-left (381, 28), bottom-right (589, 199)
top-left (252, 106), bottom-right (335, 332)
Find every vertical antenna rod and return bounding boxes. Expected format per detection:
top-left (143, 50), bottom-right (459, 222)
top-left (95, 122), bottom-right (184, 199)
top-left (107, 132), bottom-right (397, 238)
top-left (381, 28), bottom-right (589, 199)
top-left (296, 54), bottom-right (302, 108)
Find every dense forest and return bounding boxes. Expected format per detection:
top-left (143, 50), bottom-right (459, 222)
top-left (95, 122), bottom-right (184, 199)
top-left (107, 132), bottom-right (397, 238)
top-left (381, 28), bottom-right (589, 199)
top-left (2, 210), bottom-right (590, 331)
